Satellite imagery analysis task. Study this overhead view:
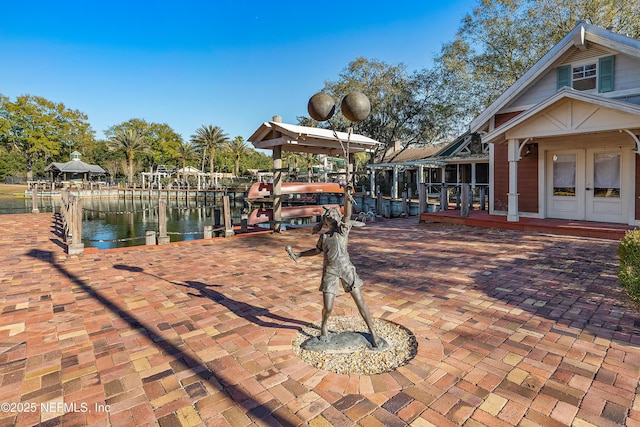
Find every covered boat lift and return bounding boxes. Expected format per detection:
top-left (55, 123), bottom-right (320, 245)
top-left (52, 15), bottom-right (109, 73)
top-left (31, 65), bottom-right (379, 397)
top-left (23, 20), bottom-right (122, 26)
top-left (247, 116), bottom-right (381, 231)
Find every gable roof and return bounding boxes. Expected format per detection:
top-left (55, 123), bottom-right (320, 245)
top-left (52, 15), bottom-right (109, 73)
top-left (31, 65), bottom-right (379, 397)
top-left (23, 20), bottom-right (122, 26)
top-left (379, 145), bottom-right (441, 163)
top-left (44, 160), bottom-right (106, 174)
top-left (431, 132), bottom-right (471, 158)
top-left (483, 87), bottom-right (640, 144)
top-left (470, 22), bottom-right (640, 132)
top-left (176, 166), bottom-right (203, 174)
top-left (248, 121), bottom-right (381, 155)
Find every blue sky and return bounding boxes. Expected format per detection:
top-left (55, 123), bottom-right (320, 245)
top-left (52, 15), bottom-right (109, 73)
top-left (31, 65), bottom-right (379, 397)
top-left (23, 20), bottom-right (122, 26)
top-left (1, 1), bottom-right (476, 144)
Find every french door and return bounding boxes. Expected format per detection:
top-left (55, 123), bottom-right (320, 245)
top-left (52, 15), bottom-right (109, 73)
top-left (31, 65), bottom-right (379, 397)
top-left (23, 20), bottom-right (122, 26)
top-left (547, 148), bottom-right (626, 223)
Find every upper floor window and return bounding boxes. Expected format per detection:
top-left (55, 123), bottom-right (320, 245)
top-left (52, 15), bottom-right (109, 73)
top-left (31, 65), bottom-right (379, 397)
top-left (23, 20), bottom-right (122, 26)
top-left (572, 63), bottom-right (597, 91)
top-left (557, 55), bottom-right (615, 93)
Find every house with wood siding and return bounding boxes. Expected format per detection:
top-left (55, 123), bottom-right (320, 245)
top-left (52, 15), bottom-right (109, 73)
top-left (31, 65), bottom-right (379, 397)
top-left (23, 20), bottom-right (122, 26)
top-left (471, 21), bottom-right (640, 226)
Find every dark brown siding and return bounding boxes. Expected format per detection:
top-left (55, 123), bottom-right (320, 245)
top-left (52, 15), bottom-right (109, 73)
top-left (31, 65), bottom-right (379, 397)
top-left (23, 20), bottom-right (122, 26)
top-left (494, 144), bottom-right (509, 211)
top-left (495, 111), bottom-right (524, 127)
top-left (518, 152), bottom-right (539, 213)
top-left (493, 143), bottom-right (539, 214)
top-left (636, 155), bottom-right (640, 221)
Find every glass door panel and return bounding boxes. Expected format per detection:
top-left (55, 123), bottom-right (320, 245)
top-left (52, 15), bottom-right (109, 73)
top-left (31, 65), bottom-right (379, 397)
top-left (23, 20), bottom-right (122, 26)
top-left (552, 154), bottom-right (576, 196)
top-left (593, 152), bottom-right (620, 198)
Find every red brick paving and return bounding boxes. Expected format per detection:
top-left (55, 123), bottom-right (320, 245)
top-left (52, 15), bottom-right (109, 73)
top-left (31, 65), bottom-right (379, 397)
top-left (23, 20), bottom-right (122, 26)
top-left (1, 212), bottom-right (640, 426)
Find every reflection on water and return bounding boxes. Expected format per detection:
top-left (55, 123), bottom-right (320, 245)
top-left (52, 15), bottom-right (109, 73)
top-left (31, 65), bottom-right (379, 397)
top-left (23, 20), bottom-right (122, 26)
top-left (0, 194), bottom-right (317, 250)
top-left (0, 195), bottom-right (247, 250)
top-left (81, 197), bottom-right (247, 250)
top-left (0, 195), bottom-right (56, 214)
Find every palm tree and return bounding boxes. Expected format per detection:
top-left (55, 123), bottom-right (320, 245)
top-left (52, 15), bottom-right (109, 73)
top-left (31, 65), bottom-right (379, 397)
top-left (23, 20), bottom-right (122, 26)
top-left (284, 152), bottom-right (308, 180)
top-left (227, 136), bottom-right (249, 178)
top-left (107, 129), bottom-right (148, 186)
top-left (190, 125), bottom-right (229, 188)
top-left (176, 141), bottom-right (197, 187)
top-left (306, 153), bottom-right (318, 182)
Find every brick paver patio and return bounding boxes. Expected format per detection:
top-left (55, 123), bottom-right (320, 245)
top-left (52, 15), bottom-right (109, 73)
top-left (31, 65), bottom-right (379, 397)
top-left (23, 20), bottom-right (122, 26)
top-left (0, 213), bottom-right (639, 426)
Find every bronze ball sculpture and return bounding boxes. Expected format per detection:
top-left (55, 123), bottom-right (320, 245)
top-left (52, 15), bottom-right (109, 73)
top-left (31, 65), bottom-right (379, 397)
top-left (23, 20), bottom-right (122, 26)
top-left (341, 91), bottom-right (370, 122)
top-left (308, 93), bottom-right (336, 122)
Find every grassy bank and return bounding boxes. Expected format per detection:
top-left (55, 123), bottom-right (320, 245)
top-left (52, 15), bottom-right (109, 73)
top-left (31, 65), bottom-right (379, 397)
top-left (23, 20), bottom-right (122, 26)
top-left (0, 184), bottom-right (27, 197)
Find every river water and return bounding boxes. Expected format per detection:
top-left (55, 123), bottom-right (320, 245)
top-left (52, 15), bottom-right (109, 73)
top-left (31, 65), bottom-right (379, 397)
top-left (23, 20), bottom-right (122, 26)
top-left (0, 194), bottom-right (250, 250)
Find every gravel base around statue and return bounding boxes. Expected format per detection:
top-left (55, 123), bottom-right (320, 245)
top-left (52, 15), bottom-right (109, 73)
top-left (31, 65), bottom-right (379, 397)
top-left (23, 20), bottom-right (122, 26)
top-left (293, 316), bottom-right (417, 375)
top-left (301, 332), bottom-right (388, 352)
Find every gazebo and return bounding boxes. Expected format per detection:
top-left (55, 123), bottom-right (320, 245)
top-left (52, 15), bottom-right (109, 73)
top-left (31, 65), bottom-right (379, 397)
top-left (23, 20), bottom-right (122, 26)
top-left (247, 116), bottom-right (381, 231)
top-left (44, 151), bottom-right (106, 185)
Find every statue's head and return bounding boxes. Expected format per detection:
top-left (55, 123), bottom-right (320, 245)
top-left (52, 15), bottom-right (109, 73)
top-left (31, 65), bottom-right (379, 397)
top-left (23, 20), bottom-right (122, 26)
top-left (312, 206), bottom-right (342, 234)
top-left (322, 206), bottom-right (342, 224)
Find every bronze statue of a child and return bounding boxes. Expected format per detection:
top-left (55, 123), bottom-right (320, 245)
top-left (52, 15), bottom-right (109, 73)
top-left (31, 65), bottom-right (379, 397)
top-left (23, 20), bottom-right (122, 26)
top-left (286, 207), bottom-right (383, 348)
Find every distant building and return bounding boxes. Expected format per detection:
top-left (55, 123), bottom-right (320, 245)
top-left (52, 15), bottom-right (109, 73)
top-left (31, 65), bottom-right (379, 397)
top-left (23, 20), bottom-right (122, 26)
top-left (44, 151), bottom-right (106, 183)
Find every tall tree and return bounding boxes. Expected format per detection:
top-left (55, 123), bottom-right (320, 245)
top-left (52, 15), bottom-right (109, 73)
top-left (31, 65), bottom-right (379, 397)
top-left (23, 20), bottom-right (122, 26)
top-left (176, 141), bottom-right (197, 182)
top-left (107, 129), bottom-right (148, 185)
top-left (190, 125), bottom-right (229, 184)
top-left (104, 119), bottom-right (183, 169)
top-left (310, 58), bottom-right (457, 158)
top-left (435, 0), bottom-right (640, 124)
top-left (529, 0), bottom-right (640, 41)
top-left (0, 94), bottom-right (95, 178)
top-left (226, 136), bottom-right (249, 177)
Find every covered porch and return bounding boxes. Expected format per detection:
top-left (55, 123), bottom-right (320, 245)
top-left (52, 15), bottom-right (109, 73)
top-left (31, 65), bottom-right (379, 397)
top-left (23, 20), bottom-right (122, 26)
top-left (483, 89), bottom-right (640, 226)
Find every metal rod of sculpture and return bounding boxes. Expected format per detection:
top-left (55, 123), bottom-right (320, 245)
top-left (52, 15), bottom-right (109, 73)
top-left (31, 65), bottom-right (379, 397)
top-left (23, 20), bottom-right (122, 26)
top-left (307, 91), bottom-right (371, 219)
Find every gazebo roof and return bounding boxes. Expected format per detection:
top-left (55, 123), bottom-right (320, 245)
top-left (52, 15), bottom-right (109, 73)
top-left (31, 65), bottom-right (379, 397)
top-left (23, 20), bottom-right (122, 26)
top-left (44, 160), bottom-right (106, 174)
top-left (247, 121), bottom-right (381, 155)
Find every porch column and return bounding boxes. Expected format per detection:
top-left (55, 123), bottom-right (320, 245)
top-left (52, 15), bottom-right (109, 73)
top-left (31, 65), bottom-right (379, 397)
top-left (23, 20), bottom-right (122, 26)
top-left (418, 165), bottom-right (426, 213)
top-left (369, 169), bottom-right (375, 196)
top-left (507, 139), bottom-right (520, 222)
top-left (471, 163), bottom-right (476, 189)
top-left (273, 146), bottom-right (283, 232)
top-left (392, 166), bottom-right (399, 199)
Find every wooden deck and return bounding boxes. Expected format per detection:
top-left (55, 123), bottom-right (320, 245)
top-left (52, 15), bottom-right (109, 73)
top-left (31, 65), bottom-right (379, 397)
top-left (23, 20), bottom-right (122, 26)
top-left (419, 209), bottom-right (636, 240)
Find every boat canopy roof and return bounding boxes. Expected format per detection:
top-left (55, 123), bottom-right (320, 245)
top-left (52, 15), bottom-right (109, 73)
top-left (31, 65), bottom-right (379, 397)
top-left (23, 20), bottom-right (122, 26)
top-left (248, 121), bottom-right (381, 155)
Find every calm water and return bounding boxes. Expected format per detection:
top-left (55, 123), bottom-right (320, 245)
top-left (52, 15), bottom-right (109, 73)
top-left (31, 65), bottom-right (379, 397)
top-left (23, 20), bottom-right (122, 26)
top-left (0, 195), bottom-right (250, 250)
top-left (0, 195), bottom-right (56, 214)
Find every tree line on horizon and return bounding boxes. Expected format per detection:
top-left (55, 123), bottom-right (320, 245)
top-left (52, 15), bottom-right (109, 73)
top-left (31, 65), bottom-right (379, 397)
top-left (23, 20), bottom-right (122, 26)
top-left (0, 96), bottom-right (273, 183)
top-left (1, 0), bottom-right (639, 182)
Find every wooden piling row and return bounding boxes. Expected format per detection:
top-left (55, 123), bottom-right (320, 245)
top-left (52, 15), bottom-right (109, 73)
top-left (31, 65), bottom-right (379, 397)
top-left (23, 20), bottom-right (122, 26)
top-left (145, 196), bottom-right (234, 246)
top-left (60, 190), bottom-right (85, 255)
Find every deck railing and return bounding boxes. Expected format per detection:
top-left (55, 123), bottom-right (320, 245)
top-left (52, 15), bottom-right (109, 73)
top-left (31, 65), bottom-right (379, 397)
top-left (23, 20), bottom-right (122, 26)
top-left (60, 190), bottom-right (84, 255)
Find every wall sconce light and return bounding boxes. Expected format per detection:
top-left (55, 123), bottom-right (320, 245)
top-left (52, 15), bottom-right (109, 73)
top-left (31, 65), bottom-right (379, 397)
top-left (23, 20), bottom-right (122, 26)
top-left (524, 143), bottom-right (537, 157)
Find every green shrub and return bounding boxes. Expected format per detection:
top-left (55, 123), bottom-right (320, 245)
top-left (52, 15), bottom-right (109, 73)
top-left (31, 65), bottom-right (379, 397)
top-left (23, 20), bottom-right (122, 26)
top-left (619, 229), bottom-right (640, 302)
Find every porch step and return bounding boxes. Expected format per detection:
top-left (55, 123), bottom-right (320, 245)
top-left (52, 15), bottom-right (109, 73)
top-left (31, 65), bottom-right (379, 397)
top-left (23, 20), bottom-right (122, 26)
top-left (419, 210), bottom-right (635, 240)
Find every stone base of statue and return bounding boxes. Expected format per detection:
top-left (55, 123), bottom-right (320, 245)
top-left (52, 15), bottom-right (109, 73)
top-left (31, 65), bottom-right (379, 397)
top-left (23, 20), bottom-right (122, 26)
top-left (301, 332), bottom-right (388, 353)
top-left (293, 317), bottom-right (417, 375)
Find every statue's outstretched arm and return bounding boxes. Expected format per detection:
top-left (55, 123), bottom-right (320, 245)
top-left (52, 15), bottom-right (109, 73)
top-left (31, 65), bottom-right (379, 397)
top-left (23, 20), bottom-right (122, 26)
top-left (285, 246), bottom-right (320, 263)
